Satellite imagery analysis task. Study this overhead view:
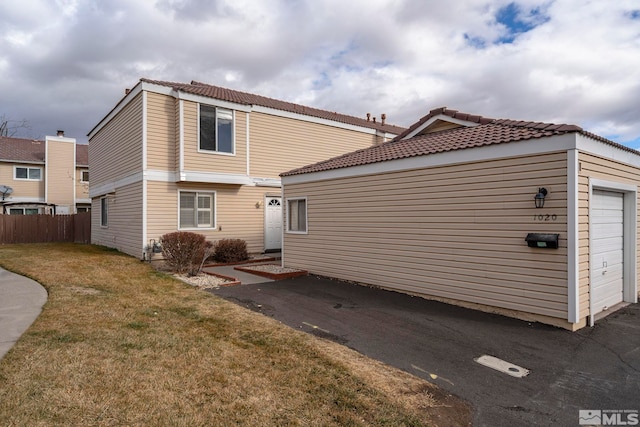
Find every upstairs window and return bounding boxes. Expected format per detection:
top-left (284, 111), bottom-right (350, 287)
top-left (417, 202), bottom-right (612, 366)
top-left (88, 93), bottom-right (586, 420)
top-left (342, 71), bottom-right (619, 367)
top-left (199, 105), bottom-right (233, 154)
top-left (14, 166), bottom-right (42, 181)
top-left (81, 170), bottom-right (89, 182)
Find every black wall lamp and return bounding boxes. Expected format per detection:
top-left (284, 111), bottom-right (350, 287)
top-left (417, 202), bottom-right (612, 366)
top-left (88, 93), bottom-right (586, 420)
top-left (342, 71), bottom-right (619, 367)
top-left (534, 188), bottom-right (548, 208)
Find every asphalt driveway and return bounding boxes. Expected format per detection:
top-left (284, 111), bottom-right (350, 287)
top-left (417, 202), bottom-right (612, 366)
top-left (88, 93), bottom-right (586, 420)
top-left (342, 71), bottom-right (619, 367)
top-left (209, 275), bottom-right (640, 427)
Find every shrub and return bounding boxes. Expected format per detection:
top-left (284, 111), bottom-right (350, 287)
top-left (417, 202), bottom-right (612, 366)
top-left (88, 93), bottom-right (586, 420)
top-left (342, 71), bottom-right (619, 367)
top-left (213, 239), bottom-right (248, 263)
top-left (160, 232), bottom-right (210, 275)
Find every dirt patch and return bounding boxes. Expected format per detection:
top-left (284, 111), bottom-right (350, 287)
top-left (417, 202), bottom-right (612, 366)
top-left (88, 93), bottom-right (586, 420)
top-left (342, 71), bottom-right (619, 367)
top-left (69, 286), bottom-right (101, 295)
top-left (234, 264), bottom-right (308, 280)
top-left (203, 254), bottom-right (279, 267)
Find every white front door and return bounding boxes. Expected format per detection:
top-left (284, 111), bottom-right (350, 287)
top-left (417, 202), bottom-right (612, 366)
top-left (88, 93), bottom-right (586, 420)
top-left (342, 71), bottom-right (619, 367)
top-left (264, 196), bottom-right (282, 251)
top-left (591, 189), bottom-right (624, 316)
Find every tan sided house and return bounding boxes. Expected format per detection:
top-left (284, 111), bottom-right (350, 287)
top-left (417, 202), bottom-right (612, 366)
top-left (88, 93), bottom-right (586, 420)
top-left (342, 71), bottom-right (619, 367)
top-left (88, 79), bottom-right (403, 259)
top-left (281, 107), bottom-right (640, 330)
top-left (0, 133), bottom-right (90, 214)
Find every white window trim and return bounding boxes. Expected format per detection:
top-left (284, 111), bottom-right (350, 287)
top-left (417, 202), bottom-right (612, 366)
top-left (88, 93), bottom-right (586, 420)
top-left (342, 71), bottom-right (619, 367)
top-left (286, 197), bottom-right (308, 234)
top-left (14, 166), bottom-right (43, 181)
top-left (197, 104), bottom-right (236, 156)
top-left (8, 207), bottom-right (41, 215)
top-left (100, 196), bottom-right (108, 228)
top-left (177, 190), bottom-right (217, 230)
top-left (80, 169), bottom-right (89, 183)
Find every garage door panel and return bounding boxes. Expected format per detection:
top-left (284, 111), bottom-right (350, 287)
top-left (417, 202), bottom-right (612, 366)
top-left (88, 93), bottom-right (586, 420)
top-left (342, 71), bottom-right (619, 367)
top-left (592, 293), bottom-right (624, 313)
top-left (592, 265), bottom-right (624, 287)
top-left (593, 249), bottom-right (623, 267)
top-left (590, 223), bottom-right (623, 237)
top-left (591, 190), bottom-right (624, 316)
top-left (592, 239), bottom-right (623, 256)
top-left (591, 191), bottom-right (624, 209)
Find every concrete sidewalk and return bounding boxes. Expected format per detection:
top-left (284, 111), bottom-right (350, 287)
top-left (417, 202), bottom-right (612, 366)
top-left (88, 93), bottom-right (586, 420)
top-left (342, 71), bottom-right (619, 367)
top-left (0, 267), bottom-right (47, 360)
top-left (201, 264), bottom-right (275, 285)
top-left (201, 253), bottom-right (282, 285)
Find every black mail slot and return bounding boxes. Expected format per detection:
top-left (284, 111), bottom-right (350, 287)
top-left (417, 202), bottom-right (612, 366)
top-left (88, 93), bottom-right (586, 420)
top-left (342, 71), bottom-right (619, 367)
top-left (525, 233), bottom-right (559, 249)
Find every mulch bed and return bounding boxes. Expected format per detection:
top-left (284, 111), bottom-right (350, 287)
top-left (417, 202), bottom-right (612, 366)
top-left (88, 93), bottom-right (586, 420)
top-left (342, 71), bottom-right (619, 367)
top-left (234, 264), bottom-right (308, 280)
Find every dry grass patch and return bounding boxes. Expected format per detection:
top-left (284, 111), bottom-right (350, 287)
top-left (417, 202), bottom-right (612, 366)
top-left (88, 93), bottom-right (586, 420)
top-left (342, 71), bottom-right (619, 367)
top-left (0, 243), bottom-right (470, 426)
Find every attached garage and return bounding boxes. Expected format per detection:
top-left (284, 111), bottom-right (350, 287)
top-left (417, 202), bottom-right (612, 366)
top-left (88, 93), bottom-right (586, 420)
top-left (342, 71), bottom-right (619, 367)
top-left (281, 108), bottom-right (639, 330)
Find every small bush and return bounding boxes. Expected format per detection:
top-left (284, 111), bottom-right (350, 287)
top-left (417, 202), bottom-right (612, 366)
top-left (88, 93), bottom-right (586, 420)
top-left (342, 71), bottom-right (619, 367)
top-left (213, 239), bottom-right (248, 263)
top-left (160, 232), bottom-right (209, 275)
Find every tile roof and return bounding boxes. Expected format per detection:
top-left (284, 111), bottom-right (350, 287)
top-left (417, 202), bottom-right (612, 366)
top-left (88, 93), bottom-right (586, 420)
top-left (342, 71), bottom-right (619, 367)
top-left (281, 107), bottom-right (637, 177)
top-left (0, 136), bottom-right (88, 166)
top-left (391, 107), bottom-right (495, 141)
top-left (140, 78), bottom-right (406, 135)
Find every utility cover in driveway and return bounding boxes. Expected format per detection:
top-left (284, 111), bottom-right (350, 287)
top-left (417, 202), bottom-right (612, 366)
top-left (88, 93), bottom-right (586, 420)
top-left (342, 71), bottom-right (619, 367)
top-left (474, 355), bottom-right (530, 378)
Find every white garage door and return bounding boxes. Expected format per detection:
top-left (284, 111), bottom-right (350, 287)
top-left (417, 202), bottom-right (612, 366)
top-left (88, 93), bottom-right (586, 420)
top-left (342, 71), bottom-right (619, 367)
top-left (591, 190), bottom-right (624, 316)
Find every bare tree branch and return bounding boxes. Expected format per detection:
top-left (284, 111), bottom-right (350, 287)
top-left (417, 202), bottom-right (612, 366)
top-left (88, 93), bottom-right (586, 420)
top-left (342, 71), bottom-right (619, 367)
top-left (0, 114), bottom-right (32, 137)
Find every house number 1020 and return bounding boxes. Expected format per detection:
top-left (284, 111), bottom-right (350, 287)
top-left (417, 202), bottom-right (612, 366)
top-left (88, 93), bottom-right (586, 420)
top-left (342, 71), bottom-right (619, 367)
top-left (534, 214), bottom-right (557, 221)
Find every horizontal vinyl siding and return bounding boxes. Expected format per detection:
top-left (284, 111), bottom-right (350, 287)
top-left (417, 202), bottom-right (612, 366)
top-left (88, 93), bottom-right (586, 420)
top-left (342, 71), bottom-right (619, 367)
top-left (89, 93), bottom-right (143, 187)
top-left (146, 92), bottom-right (176, 171)
top-left (182, 101), bottom-right (247, 174)
top-left (0, 163), bottom-right (44, 201)
top-left (146, 182), bottom-right (272, 253)
top-left (578, 152), bottom-right (640, 317)
top-left (284, 151), bottom-right (570, 319)
top-left (91, 181), bottom-right (143, 258)
top-left (75, 168), bottom-right (89, 201)
top-left (46, 140), bottom-right (75, 205)
top-left (249, 112), bottom-right (378, 178)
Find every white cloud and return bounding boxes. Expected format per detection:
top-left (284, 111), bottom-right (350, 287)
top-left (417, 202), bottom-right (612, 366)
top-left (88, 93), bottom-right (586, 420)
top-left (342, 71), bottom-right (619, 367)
top-left (0, 0), bottom-right (638, 145)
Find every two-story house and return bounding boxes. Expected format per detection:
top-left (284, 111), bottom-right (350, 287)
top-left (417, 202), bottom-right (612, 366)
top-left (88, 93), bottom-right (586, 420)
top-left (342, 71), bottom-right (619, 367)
top-left (0, 132), bottom-right (90, 214)
top-left (88, 79), bottom-right (404, 259)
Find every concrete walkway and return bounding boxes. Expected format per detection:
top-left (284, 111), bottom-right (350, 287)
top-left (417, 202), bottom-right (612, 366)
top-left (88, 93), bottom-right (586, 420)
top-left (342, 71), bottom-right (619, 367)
top-left (0, 267), bottom-right (47, 360)
top-left (201, 253), bottom-right (282, 285)
top-left (202, 264), bottom-right (274, 285)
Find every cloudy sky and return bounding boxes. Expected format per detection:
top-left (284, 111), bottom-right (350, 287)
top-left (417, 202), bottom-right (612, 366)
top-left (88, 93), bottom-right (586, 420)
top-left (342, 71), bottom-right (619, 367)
top-left (1, 0), bottom-right (639, 147)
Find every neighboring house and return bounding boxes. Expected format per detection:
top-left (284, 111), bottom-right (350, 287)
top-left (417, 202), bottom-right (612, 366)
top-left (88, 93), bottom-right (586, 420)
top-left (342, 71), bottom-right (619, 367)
top-left (87, 78), bottom-right (404, 259)
top-left (281, 107), bottom-right (640, 331)
top-left (0, 133), bottom-right (90, 214)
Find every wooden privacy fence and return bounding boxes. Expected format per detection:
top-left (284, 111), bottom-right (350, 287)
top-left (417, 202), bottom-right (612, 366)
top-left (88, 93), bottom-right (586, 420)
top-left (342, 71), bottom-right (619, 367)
top-left (0, 212), bottom-right (91, 244)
